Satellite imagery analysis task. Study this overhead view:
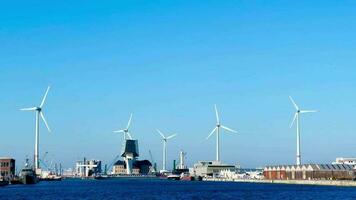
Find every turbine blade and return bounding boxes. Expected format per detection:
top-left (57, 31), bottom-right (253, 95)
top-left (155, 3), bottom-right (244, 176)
top-left (113, 130), bottom-right (125, 133)
top-left (40, 112), bottom-right (51, 133)
top-left (166, 134), bottom-right (177, 140)
top-left (290, 113), bottom-right (297, 128)
top-left (206, 127), bottom-right (217, 140)
top-left (40, 86), bottom-right (51, 108)
top-left (156, 129), bottom-right (165, 139)
top-left (289, 96), bottom-right (299, 111)
top-left (214, 104), bottom-right (220, 124)
top-left (20, 107), bottom-right (37, 111)
top-left (126, 132), bottom-right (133, 140)
top-left (300, 110), bottom-right (317, 114)
top-left (126, 113), bottom-right (133, 129)
top-left (221, 125), bottom-right (237, 133)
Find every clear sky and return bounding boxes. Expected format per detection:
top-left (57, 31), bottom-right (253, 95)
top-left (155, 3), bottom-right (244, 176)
top-left (1, 1), bottom-right (356, 170)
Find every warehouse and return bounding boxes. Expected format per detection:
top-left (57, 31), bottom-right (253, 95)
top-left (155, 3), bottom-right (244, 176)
top-left (264, 164), bottom-right (356, 180)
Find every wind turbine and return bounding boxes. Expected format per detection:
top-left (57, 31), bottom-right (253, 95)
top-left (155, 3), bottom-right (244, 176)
top-left (113, 113), bottom-right (133, 140)
top-left (20, 86), bottom-right (52, 172)
top-left (206, 104), bottom-right (237, 162)
top-left (156, 129), bottom-right (177, 171)
top-left (289, 96), bottom-right (317, 165)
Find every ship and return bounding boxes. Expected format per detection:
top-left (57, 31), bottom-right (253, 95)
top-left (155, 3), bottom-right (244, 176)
top-left (19, 159), bottom-right (38, 184)
top-left (39, 170), bottom-right (62, 181)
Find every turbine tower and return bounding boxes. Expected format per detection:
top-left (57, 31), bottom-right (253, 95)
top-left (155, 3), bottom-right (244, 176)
top-left (20, 86), bottom-right (52, 173)
top-left (113, 113), bottom-right (133, 140)
top-left (289, 96), bottom-right (317, 165)
top-left (206, 104), bottom-right (237, 162)
top-left (156, 129), bottom-right (177, 171)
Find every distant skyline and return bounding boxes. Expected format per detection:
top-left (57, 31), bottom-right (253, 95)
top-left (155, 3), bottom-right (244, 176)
top-left (1, 1), bottom-right (356, 169)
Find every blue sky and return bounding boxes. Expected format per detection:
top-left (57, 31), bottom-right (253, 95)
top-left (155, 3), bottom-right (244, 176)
top-left (1, 1), bottom-right (356, 169)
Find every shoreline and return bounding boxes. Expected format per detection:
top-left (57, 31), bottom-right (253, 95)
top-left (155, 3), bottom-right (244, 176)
top-left (204, 178), bottom-right (356, 187)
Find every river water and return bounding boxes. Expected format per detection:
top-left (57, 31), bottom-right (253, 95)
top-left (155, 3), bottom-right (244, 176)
top-left (0, 178), bottom-right (356, 200)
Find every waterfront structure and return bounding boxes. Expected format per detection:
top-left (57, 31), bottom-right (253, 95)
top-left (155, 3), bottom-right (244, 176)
top-left (189, 161), bottom-right (235, 177)
top-left (121, 139), bottom-right (140, 174)
top-left (156, 129), bottom-right (177, 172)
top-left (112, 160), bottom-right (152, 175)
top-left (289, 96), bottom-right (317, 165)
top-left (206, 105), bottom-right (237, 162)
top-left (332, 158), bottom-right (356, 166)
top-left (219, 169), bottom-right (264, 180)
top-left (75, 159), bottom-right (102, 177)
top-left (20, 86), bottom-right (52, 174)
top-left (178, 150), bottom-right (187, 170)
top-left (0, 157), bottom-right (15, 180)
top-left (263, 164), bottom-right (355, 180)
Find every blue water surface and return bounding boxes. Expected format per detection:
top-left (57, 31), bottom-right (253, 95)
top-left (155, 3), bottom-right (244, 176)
top-left (1, 178), bottom-right (356, 200)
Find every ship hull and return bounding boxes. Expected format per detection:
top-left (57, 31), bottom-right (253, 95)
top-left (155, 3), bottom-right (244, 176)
top-left (21, 175), bottom-right (38, 185)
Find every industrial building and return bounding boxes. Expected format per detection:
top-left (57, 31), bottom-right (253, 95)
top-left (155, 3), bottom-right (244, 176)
top-left (75, 159), bottom-right (102, 177)
top-left (189, 161), bottom-right (236, 178)
top-left (112, 160), bottom-right (152, 175)
top-left (263, 164), bottom-right (356, 180)
top-left (0, 157), bottom-right (15, 181)
top-left (120, 139), bottom-right (139, 175)
top-left (111, 139), bottom-right (153, 175)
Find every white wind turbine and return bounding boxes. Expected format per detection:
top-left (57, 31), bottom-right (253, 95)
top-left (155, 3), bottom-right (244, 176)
top-left (20, 86), bottom-right (52, 172)
top-left (206, 104), bottom-right (237, 162)
top-left (113, 113), bottom-right (133, 140)
top-left (289, 96), bottom-right (317, 165)
top-left (156, 129), bottom-right (177, 171)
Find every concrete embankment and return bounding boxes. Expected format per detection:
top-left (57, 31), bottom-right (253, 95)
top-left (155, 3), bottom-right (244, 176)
top-left (204, 178), bottom-right (356, 187)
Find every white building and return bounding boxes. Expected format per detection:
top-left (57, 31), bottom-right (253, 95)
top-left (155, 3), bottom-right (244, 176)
top-left (75, 159), bottom-right (102, 177)
top-left (189, 161), bottom-right (235, 178)
top-left (332, 158), bottom-right (356, 166)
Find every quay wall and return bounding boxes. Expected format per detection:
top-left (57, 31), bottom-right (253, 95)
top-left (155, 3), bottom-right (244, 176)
top-left (204, 178), bottom-right (356, 187)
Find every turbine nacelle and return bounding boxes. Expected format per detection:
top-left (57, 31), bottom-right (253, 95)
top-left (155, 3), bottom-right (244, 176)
top-left (289, 96), bottom-right (317, 128)
top-left (156, 129), bottom-right (177, 141)
top-left (20, 86), bottom-right (52, 133)
top-left (113, 113), bottom-right (133, 140)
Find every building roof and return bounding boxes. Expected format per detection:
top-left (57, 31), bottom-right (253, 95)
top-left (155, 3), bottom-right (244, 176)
top-left (121, 140), bottom-right (139, 157)
top-left (264, 164), bottom-right (354, 171)
top-left (0, 157), bottom-right (15, 160)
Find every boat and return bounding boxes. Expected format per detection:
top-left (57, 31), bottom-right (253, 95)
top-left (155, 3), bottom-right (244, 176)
top-left (180, 173), bottom-right (195, 181)
top-left (167, 174), bottom-right (180, 180)
top-left (39, 171), bottom-right (62, 181)
top-left (19, 159), bottom-right (38, 184)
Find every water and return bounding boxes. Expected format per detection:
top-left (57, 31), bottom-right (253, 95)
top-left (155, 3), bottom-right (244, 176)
top-left (1, 178), bottom-right (356, 200)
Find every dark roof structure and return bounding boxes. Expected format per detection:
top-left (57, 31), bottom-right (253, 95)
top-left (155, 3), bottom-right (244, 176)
top-left (114, 160), bottom-right (152, 168)
top-left (121, 140), bottom-right (139, 157)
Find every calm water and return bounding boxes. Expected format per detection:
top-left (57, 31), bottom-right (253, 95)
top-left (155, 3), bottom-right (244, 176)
top-left (1, 178), bottom-right (356, 200)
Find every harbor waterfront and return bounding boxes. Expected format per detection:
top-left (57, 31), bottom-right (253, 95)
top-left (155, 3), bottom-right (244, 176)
top-left (2, 1), bottom-right (356, 199)
top-left (1, 178), bottom-right (356, 200)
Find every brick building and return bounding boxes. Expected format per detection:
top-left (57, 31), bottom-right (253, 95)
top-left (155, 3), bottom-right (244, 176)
top-left (0, 157), bottom-right (15, 180)
top-left (264, 164), bottom-right (356, 180)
